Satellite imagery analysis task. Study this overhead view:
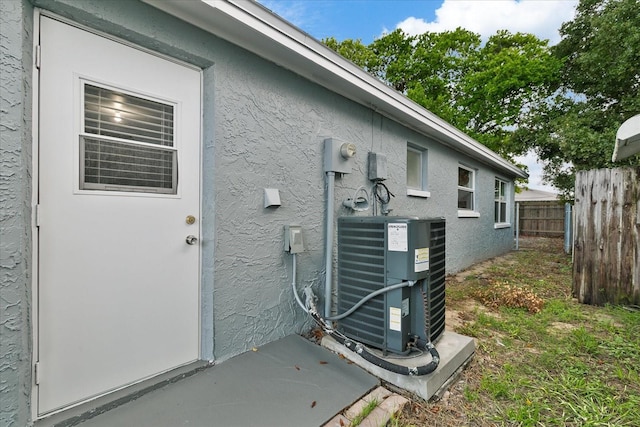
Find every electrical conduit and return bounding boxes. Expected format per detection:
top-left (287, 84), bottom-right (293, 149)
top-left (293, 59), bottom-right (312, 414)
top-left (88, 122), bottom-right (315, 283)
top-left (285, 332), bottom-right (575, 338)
top-left (292, 239), bottom-right (440, 375)
top-left (291, 253), bottom-right (307, 313)
top-left (324, 171), bottom-right (335, 317)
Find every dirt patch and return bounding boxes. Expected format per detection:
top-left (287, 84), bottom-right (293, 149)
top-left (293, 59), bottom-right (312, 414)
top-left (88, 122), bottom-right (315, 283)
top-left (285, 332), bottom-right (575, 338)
top-left (445, 299), bottom-right (487, 331)
top-left (594, 313), bottom-right (624, 328)
top-left (452, 257), bottom-right (515, 283)
top-left (550, 321), bottom-right (577, 331)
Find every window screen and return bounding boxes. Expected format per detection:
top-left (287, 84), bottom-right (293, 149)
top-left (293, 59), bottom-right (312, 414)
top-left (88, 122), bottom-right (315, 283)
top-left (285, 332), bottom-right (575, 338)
top-left (80, 83), bottom-right (177, 194)
top-left (458, 166), bottom-right (474, 210)
top-left (407, 147), bottom-right (422, 189)
top-left (494, 179), bottom-right (508, 223)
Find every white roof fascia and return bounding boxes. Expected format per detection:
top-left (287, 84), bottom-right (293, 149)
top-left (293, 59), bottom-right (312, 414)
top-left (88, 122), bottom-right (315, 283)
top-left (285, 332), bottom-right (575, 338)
top-left (143, 0), bottom-right (527, 179)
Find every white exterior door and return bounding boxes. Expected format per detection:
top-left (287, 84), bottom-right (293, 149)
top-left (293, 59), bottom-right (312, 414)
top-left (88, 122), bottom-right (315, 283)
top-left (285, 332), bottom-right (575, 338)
top-left (37, 16), bottom-right (201, 415)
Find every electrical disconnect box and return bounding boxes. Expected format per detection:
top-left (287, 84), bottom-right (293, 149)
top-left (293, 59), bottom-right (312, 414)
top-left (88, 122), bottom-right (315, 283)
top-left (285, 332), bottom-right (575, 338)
top-left (284, 225), bottom-right (304, 253)
top-left (337, 216), bottom-right (446, 354)
top-left (368, 152), bottom-right (387, 181)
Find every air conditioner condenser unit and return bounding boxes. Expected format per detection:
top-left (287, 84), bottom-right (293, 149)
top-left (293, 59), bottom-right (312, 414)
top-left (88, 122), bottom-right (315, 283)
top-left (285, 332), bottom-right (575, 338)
top-left (336, 216), bottom-right (446, 354)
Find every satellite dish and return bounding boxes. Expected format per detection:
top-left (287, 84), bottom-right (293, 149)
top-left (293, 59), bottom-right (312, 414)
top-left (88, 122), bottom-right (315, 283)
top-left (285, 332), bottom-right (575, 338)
top-left (612, 114), bottom-right (640, 161)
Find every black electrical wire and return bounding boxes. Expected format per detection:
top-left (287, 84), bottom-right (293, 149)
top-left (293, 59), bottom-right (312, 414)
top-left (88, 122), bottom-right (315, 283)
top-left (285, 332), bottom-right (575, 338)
top-left (373, 181), bottom-right (394, 205)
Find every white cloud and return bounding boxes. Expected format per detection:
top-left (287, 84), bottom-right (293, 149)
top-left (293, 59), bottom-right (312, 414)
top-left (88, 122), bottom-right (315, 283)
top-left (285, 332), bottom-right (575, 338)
top-left (258, 0), bottom-right (309, 27)
top-left (396, 0), bottom-right (578, 44)
top-left (397, 1), bottom-right (579, 190)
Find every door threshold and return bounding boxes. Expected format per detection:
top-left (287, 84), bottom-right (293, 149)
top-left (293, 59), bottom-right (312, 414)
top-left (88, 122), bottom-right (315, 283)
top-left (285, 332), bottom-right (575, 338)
top-left (35, 361), bottom-right (212, 427)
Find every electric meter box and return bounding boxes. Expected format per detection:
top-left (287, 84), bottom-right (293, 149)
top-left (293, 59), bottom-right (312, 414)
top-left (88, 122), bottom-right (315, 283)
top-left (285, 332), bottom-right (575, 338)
top-left (337, 216), bottom-right (446, 354)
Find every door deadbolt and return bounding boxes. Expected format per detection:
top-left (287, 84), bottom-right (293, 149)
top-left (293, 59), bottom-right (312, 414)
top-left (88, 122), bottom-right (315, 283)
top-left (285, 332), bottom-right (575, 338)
top-left (186, 215), bottom-right (196, 225)
top-left (185, 235), bottom-right (198, 245)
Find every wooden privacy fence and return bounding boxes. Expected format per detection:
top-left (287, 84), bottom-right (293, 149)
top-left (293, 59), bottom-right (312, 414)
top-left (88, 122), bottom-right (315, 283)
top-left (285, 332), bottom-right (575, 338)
top-left (573, 167), bottom-right (640, 306)
top-left (518, 201), bottom-right (565, 237)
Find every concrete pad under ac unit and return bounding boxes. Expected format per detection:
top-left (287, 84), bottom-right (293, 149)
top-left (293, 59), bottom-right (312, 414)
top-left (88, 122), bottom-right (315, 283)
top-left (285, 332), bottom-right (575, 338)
top-left (322, 331), bottom-right (475, 401)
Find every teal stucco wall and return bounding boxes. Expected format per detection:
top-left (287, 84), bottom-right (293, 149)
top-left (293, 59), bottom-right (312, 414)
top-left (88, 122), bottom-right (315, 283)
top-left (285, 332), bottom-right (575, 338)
top-left (0, 1), bottom-right (519, 424)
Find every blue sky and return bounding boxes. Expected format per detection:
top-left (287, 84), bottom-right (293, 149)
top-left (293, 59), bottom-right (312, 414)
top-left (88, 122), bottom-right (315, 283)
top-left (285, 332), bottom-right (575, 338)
top-left (257, 0), bottom-right (578, 44)
top-left (257, 0), bottom-right (580, 190)
top-left (258, 1), bottom-right (437, 43)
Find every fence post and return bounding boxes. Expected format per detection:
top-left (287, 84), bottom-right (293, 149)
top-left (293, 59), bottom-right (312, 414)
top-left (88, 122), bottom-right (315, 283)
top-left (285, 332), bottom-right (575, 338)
top-left (515, 202), bottom-right (520, 250)
top-left (564, 202), bottom-right (572, 254)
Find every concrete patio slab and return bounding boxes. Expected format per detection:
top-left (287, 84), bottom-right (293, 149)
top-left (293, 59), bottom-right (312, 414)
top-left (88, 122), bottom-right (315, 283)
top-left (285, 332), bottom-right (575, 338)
top-left (321, 331), bottom-right (475, 401)
top-left (72, 335), bottom-right (378, 427)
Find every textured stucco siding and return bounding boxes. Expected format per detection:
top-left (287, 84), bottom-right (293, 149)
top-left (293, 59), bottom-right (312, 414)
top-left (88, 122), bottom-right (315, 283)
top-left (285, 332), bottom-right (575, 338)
top-left (2, 1), bottom-right (518, 424)
top-left (1, 0), bottom-right (34, 426)
top-left (210, 44), bottom-right (517, 358)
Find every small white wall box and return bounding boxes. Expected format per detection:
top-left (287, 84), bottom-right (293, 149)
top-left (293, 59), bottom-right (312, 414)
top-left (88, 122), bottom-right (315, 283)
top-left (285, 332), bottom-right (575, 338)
top-left (284, 225), bottom-right (304, 253)
top-left (264, 188), bottom-right (281, 208)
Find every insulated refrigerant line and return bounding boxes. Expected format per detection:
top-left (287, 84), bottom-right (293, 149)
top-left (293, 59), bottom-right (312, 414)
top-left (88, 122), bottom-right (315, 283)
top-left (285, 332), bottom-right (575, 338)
top-left (308, 302), bottom-right (440, 377)
top-left (324, 280), bottom-right (415, 321)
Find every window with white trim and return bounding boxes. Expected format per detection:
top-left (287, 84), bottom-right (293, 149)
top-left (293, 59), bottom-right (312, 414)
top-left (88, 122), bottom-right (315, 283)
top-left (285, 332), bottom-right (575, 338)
top-left (80, 82), bottom-right (177, 194)
top-left (407, 144), bottom-right (429, 197)
top-left (457, 165), bottom-right (475, 211)
top-left (494, 178), bottom-right (509, 224)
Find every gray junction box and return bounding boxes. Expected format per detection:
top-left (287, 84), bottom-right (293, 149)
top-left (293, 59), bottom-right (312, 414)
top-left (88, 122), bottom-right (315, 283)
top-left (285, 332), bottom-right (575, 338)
top-left (336, 217), bottom-right (446, 354)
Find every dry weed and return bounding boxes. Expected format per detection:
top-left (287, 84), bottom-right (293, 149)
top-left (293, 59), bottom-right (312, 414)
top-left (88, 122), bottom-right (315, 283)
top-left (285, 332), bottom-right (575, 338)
top-left (473, 280), bottom-right (544, 313)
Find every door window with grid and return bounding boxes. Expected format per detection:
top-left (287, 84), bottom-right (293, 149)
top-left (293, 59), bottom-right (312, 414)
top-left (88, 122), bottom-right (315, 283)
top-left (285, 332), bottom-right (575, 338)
top-left (80, 83), bottom-right (177, 194)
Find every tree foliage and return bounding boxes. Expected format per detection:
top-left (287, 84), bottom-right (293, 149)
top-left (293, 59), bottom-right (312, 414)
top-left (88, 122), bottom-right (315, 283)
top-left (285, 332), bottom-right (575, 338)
top-left (555, 0), bottom-right (640, 114)
top-left (530, 0), bottom-right (640, 196)
top-left (325, 28), bottom-right (560, 159)
top-left (323, 0), bottom-right (640, 196)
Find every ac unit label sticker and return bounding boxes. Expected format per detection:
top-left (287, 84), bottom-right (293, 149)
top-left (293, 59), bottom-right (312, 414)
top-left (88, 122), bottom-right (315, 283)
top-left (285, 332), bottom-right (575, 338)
top-left (388, 223), bottom-right (408, 252)
top-left (401, 298), bottom-right (410, 317)
top-left (389, 307), bottom-right (402, 331)
top-left (415, 247), bottom-right (430, 272)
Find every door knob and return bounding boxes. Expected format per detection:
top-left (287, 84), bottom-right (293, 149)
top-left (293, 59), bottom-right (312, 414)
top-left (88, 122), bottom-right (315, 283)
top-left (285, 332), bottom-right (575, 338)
top-left (186, 235), bottom-right (198, 245)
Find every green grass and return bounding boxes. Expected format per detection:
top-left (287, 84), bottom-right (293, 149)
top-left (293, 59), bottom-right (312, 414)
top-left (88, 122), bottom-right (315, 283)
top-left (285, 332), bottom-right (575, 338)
top-left (350, 398), bottom-right (379, 426)
top-left (393, 238), bottom-right (640, 426)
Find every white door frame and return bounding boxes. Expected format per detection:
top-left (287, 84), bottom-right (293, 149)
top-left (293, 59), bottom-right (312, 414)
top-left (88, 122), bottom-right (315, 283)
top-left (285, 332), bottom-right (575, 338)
top-left (30, 9), bottom-right (207, 420)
